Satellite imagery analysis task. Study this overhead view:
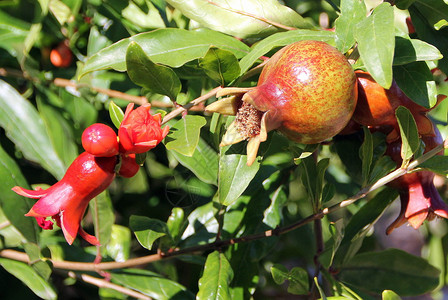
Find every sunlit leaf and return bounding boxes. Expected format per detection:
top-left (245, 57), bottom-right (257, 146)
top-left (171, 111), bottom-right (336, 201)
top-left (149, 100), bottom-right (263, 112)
top-left (395, 106), bottom-right (420, 163)
top-left (165, 115), bottom-right (207, 156)
top-left (199, 47), bottom-right (240, 86)
top-left (126, 41), bottom-right (181, 101)
top-left (130, 215), bottom-right (168, 250)
top-left (334, 0), bottom-right (367, 53)
top-left (354, 2), bottom-right (394, 88)
top-left (108, 101), bottom-right (124, 129)
top-left (197, 251), bottom-right (234, 300)
top-left (165, 0), bottom-right (313, 38)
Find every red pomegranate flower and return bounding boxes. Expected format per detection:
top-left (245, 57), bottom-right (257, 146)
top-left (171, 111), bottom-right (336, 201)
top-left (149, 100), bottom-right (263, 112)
top-left (12, 152), bottom-right (117, 245)
top-left (118, 103), bottom-right (170, 154)
top-left (386, 127), bottom-right (448, 233)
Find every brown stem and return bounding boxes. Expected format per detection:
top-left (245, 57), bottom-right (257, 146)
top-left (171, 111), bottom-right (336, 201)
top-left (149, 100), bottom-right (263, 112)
top-left (66, 271), bottom-right (152, 300)
top-left (161, 86), bottom-right (222, 125)
top-left (0, 140), bottom-right (443, 272)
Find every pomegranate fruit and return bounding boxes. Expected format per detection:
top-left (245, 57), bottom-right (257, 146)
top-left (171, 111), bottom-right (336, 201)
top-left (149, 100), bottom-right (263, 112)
top-left (386, 125), bottom-right (448, 233)
top-left (82, 123), bottom-right (119, 157)
top-left (352, 70), bottom-right (445, 141)
top-left (50, 41), bottom-right (73, 68)
top-left (207, 40), bottom-right (357, 165)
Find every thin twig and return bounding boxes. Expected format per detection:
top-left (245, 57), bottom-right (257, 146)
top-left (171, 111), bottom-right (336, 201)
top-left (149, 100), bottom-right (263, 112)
top-left (206, 0), bottom-right (297, 31)
top-left (0, 140), bottom-right (444, 271)
top-left (161, 86), bottom-right (222, 125)
top-left (66, 271), bottom-right (152, 300)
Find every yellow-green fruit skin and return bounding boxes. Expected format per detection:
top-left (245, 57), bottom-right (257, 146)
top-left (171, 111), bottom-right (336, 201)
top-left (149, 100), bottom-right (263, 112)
top-left (246, 40), bottom-right (358, 144)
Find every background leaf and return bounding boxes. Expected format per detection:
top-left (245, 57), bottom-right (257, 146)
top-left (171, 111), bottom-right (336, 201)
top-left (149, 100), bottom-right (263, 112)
top-left (0, 80), bottom-right (66, 179)
top-left (130, 215), bottom-right (168, 250)
top-left (0, 258), bottom-right (57, 300)
top-left (89, 191), bottom-right (115, 248)
top-left (81, 28), bottom-right (250, 76)
top-left (393, 37), bottom-right (442, 65)
top-left (354, 2), bottom-right (394, 88)
top-left (108, 101), bottom-right (125, 129)
top-left (271, 264), bottom-right (309, 295)
top-left (165, 0), bottom-right (313, 38)
top-left (338, 248), bottom-right (440, 296)
top-left (126, 41), bottom-right (181, 101)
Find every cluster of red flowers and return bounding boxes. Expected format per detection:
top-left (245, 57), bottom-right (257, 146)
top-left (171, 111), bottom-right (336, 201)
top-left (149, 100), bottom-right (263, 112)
top-left (351, 71), bottom-right (448, 233)
top-left (13, 103), bottom-right (169, 245)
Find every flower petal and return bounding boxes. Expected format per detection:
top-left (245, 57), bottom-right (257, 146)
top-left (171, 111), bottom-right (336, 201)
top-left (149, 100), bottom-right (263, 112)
top-left (78, 227), bottom-right (100, 246)
top-left (12, 186), bottom-right (47, 199)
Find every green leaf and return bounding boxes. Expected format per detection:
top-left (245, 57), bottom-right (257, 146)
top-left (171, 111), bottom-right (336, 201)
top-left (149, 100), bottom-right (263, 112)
top-left (111, 268), bottom-right (194, 300)
top-left (395, 0), bottom-right (416, 9)
top-left (413, 0), bottom-right (448, 30)
top-left (0, 10), bottom-right (30, 55)
top-left (393, 62), bottom-right (438, 108)
top-left (409, 5), bottom-right (448, 74)
top-left (126, 42), bottom-right (181, 101)
top-left (169, 138), bottom-right (219, 185)
top-left (197, 251), bottom-right (234, 300)
top-left (338, 248), bottom-right (440, 296)
top-left (199, 47), bottom-right (241, 86)
top-left (81, 28), bottom-right (250, 77)
top-left (166, 207), bottom-right (186, 244)
top-left (354, 2), bottom-right (394, 88)
top-left (299, 156), bottom-right (329, 208)
top-left (129, 215), bottom-right (168, 250)
top-left (271, 264), bottom-right (309, 295)
top-left (239, 29), bottom-right (336, 75)
top-left (368, 155), bottom-right (396, 184)
top-left (108, 101), bottom-right (125, 129)
top-left (334, 0), bottom-right (367, 53)
top-left (107, 225), bottom-right (131, 262)
top-left (359, 127), bottom-right (373, 184)
top-left (165, 115), bottom-right (207, 156)
top-left (331, 187), bottom-right (398, 266)
top-left (0, 80), bottom-right (66, 179)
top-left (89, 191), bottom-right (115, 248)
top-left (0, 258), bottom-right (57, 300)
top-left (393, 37), bottom-right (442, 65)
top-left (36, 95), bottom-right (78, 168)
top-left (23, 243), bottom-right (52, 280)
top-left (165, 0), bottom-right (313, 39)
top-left (395, 106), bottom-right (420, 163)
top-left (419, 155), bottom-right (448, 175)
top-left (382, 290), bottom-right (402, 300)
top-left (0, 143), bottom-right (38, 243)
top-left (218, 148), bottom-right (260, 206)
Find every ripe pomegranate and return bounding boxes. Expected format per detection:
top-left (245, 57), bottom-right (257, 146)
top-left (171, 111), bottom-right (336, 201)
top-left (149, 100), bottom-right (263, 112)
top-left (50, 41), bottom-right (73, 68)
top-left (386, 125), bottom-right (448, 233)
top-left (352, 70), bottom-right (445, 141)
top-left (207, 40), bottom-right (357, 165)
top-left (82, 123), bottom-right (119, 157)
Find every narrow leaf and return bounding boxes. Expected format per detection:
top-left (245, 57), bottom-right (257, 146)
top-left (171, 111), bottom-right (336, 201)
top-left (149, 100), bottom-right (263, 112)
top-left (111, 269), bottom-right (194, 299)
top-left (0, 143), bottom-right (38, 243)
top-left (393, 37), bottom-right (443, 66)
top-left (81, 28), bottom-right (250, 76)
top-left (359, 127), bottom-right (373, 184)
top-left (239, 29), bottom-right (335, 75)
top-left (108, 101), bottom-right (125, 129)
top-left (130, 215), bottom-right (168, 250)
top-left (165, 0), bottom-right (313, 39)
top-left (0, 80), bottom-right (66, 179)
top-left (419, 155), bottom-right (448, 175)
top-left (395, 106), bottom-right (420, 163)
top-left (199, 47), bottom-right (241, 86)
top-left (354, 2), bottom-right (394, 88)
top-left (334, 0), bottom-right (367, 53)
top-left (382, 290), bottom-right (402, 300)
top-left (218, 149), bottom-right (260, 206)
top-left (126, 42), bottom-right (181, 101)
top-left (197, 251), bottom-right (234, 300)
top-left (89, 191), bottom-right (115, 248)
top-left (338, 249), bottom-right (440, 296)
top-left (165, 115), bottom-right (207, 156)
top-left (0, 258), bottom-right (57, 300)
